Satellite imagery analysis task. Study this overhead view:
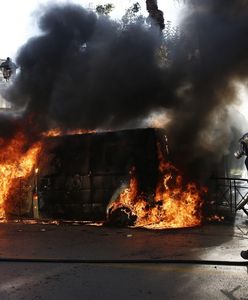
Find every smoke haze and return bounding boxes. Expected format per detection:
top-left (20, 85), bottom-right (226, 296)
top-left (2, 0), bottom-right (248, 180)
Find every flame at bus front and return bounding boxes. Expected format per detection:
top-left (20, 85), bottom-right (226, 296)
top-left (0, 132), bottom-right (41, 219)
top-left (0, 128), bottom-right (97, 219)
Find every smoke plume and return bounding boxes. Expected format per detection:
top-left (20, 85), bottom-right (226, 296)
top-left (2, 0), bottom-right (248, 180)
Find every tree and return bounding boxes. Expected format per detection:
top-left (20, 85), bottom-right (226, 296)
top-left (121, 2), bottom-right (143, 27)
top-left (96, 4), bottom-right (115, 16)
top-left (146, 0), bottom-right (165, 30)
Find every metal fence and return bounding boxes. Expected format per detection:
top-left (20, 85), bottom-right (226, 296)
top-left (211, 177), bottom-right (248, 215)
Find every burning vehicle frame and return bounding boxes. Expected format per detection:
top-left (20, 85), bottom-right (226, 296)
top-left (0, 1), bottom-right (248, 230)
top-left (36, 128), bottom-right (164, 223)
top-left (0, 127), bottom-right (205, 230)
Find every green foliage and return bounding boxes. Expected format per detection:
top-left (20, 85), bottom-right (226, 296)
top-left (164, 21), bottom-right (180, 41)
top-left (155, 44), bottom-right (169, 68)
top-left (131, 2), bottom-right (141, 14)
top-left (96, 3), bottom-right (115, 16)
top-left (95, 1), bottom-right (183, 68)
top-left (161, 21), bottom-right (181, 67)
top-left (121, 2), bottom-right (144, 27)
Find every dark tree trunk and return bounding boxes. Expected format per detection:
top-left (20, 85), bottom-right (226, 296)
top-left (146, 0), bottom-right (165, 30)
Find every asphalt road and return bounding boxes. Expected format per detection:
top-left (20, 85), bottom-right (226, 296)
top-left (0, 217), bottom-right (247, 299)
top-left (0, 221), bottom-right (247, 261)
top-left (0, 262), bottom-right (247, 300)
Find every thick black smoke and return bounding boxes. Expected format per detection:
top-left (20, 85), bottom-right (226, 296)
top-left (165, 0), bottom-right (248, 178)
top-left (7, 4), bottom-right (164, 131)
top-left (3, 1), bottom-right (248, 180)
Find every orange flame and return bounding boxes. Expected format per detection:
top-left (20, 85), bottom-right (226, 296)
top-left (108, 160), bottom-right (205, 230)
top-left (0, 132), bottom-right (42, 219)
top-left (0, 128), bottom-right (96, 219)
top-left (0, 128), bottom-right (205, 228)
top-left (43, 128), bottom-right (96, 137)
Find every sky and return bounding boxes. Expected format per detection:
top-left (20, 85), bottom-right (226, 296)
top-left (0, 0), bottom-right (185, 60)
top-left (0, 0), bottom-right (247, 120)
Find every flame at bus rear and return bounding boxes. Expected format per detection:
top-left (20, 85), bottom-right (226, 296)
top-left (108, 163), bottom-right (205, 229)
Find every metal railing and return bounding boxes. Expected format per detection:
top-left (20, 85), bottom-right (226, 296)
top-left (211, 177), bottom-right (248, 215)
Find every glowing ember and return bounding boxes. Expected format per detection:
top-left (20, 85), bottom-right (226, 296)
top-left (108, 160), bottom-right (205, 230)
top-left (43, 128), bottom-right (62, 137)
top-left (43, 128), bottom-right (96, 137)
top-left (207, 214), bottom-right (225, 222)
top-left (0, 132), bottom-right (41, 219)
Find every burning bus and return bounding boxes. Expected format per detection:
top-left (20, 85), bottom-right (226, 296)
top-left (1, 127), bottom-right (204, 229)
top-left (12, 128), bottom-right (166, 221)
